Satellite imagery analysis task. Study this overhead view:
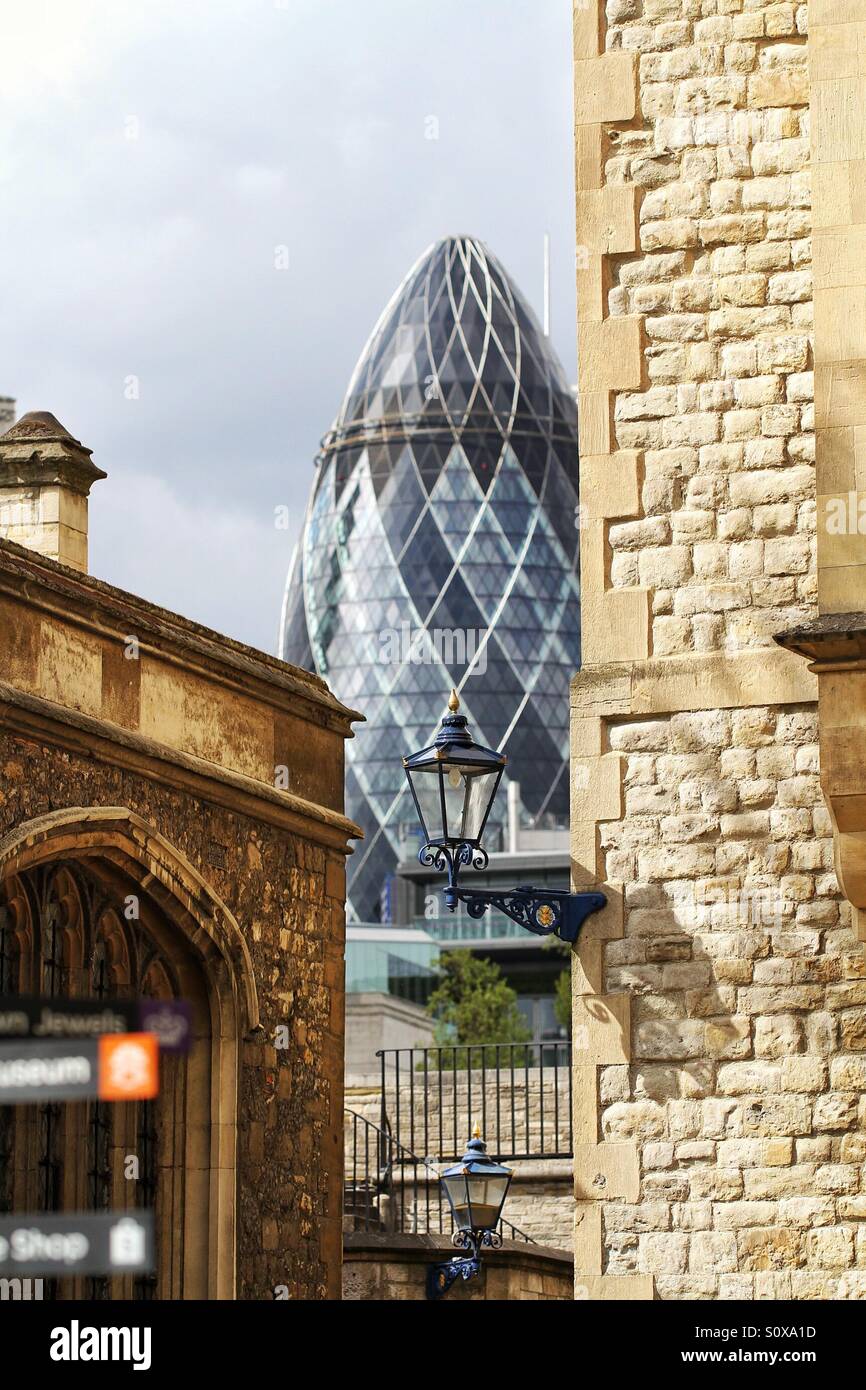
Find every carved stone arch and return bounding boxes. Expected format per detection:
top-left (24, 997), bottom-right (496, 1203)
top-left (45, 863), bottom-right (86, 976)
top-left (0, 806), bottom-right (259, 1033)
top-left (0, 806), bottom-right (259, 1299)
top-left (90, 901), bottom-right (132, 994)
top-left (0, 870), bottom-right (34, 992)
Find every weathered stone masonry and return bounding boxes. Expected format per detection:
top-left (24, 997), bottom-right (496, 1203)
top-left (0, 521), bottom-right (361, 1299)
top-left (0, 735), bottom-right (346, 1297)
top-left (570, 0), bottom-right (866, 1299)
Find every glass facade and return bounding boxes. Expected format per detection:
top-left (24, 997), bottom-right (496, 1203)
top-left (345, 927), bottom-right (440, 1006)
top-left (280, 236), bottom-right (580, 922)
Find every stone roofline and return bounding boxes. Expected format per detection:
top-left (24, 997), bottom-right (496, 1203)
top-left (0, 533), bottom-right (363, 737)
top-left (0, 534), bottom-right (363, 853)
top-left (775, 614), bottom-right (866, 668)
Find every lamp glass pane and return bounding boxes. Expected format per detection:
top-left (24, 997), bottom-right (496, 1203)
top-left (440, 764), bottom-right (470, 842)
top-left (439, 765), bottom-right (499, 842)
top-left (442, 1173), bottom-right (472, 1229)
top-left (407, 767), bottom-right (445, 843)
top-left (466, 1175), bottom-right (507, 1230)
top-left (463, 769), bottom-right (499, 840)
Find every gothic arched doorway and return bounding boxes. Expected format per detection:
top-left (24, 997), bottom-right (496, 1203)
top-left (0, 807), bottom-right (257, 1300)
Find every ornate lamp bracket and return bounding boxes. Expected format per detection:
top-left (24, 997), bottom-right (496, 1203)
top-left (418, 842), bottom-right (607, 944)
top-left (418, 841), bottom-right (489, 911)
top-left (426, 1230), bottom-right (500, 1301)
top-left (453, 885), bottom-right (606, 945)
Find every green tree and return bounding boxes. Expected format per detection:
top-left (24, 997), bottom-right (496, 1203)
top-left (426, 952), bottom-right (531, 1066)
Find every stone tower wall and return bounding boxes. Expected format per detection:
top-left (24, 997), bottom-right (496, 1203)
top-left (570, 0), bottom-right (866, 1299)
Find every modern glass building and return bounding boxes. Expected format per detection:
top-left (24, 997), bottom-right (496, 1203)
top-left (345, 926), bottom-right (440, 1007)
top-left (280, 236), bottom-right (580, 922)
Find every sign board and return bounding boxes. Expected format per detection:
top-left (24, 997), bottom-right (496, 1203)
top-left (0, 995), bottom-right (192, 1054)
top-left (0, 1211), bottom-right (155, 1277)
top-left (0, 996), bottom-right (137, 1039)
top-left (0, 1033), bottom-right (159, 1104)
top-left (137, 999), bottom-right (192, 1054)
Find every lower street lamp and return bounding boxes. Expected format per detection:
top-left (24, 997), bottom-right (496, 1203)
top-left (427, 1126), bottom-right (513, 1300)
top-left (403, 690), bottom-right (607, 944)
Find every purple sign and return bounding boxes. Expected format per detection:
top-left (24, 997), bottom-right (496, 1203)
top-left (137, 999), bottom-right (193, 1055)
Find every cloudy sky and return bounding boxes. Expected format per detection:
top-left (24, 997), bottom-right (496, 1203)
top-left (0, 0), bottom-right (576, 654)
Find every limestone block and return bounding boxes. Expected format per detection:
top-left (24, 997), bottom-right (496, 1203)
top-left (749, 69), bottom-right (810, 108)
top-left (689, 1231), bottom-right (738, 1273)
top-left (690, 1168), bottom-right (744, 1201)
top-left (578, 317), bottom-right (643, 392)
top-left (813, 1092), bottom-right (859, 1129)
top-left (573, 992), bottom-right (631, 1065)
top-left (737, 1226), bottom-right (802, 1271)
top-left (638, 1231), bottom-right (689, 1275)
top-left (573, 1273), bottom-right (654, 1301)
top-left (577, 186), bottom-right (640, 260)
top-left (574, 1142), bottom-right (640, 1202)
top-left (574, 53), bottom-right (638, 125)
top-left (806, 1226), bottom-right (855, 1269)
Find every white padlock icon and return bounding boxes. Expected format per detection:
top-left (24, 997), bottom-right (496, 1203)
top-left (109, 1217), bottom-right (147, 1268)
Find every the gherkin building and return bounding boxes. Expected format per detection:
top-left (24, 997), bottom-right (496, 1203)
top-left (280, 236), bottom-right (581, 922)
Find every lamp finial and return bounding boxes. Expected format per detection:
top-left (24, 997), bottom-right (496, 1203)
top-left (472, 1120), bottom-right (481, 1140)
top-left (448, 688), bottom-right (460, 713)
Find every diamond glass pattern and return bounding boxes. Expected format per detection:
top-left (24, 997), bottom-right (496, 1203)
top-left (280, 237), bottom-right (581, 922)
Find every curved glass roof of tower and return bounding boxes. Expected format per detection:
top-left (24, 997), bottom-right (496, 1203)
top-left (280, 236), bottom-right (580, 923)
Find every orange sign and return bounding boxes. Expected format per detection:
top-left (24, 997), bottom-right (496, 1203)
top-left (97, 1033), bottom-right (159, 1101)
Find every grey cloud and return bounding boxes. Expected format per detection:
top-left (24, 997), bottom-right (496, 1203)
top-left (0, 0), bottom-right (576, 653)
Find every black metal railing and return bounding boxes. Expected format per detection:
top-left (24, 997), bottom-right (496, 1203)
top-left (344, 1109), bottom-right (393, 1232)
top-left (377, 1041), bottom-right (573, 1162)
top-left (343, 1108), bottom-right (533, 1243)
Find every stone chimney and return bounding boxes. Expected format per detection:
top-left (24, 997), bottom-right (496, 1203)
top-left (0, 412), bottom-right (106, 573)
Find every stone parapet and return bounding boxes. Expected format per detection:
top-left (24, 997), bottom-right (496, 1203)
top-left (0, 535), bottom-right (362, 850)
top-left (343, 1232), bottom-right (573, 1301)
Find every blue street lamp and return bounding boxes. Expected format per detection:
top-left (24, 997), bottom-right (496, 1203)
top-left (403, 691), bottom-right (607, 944)
top-left (427, 1126), bottom-right (513, 1300)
